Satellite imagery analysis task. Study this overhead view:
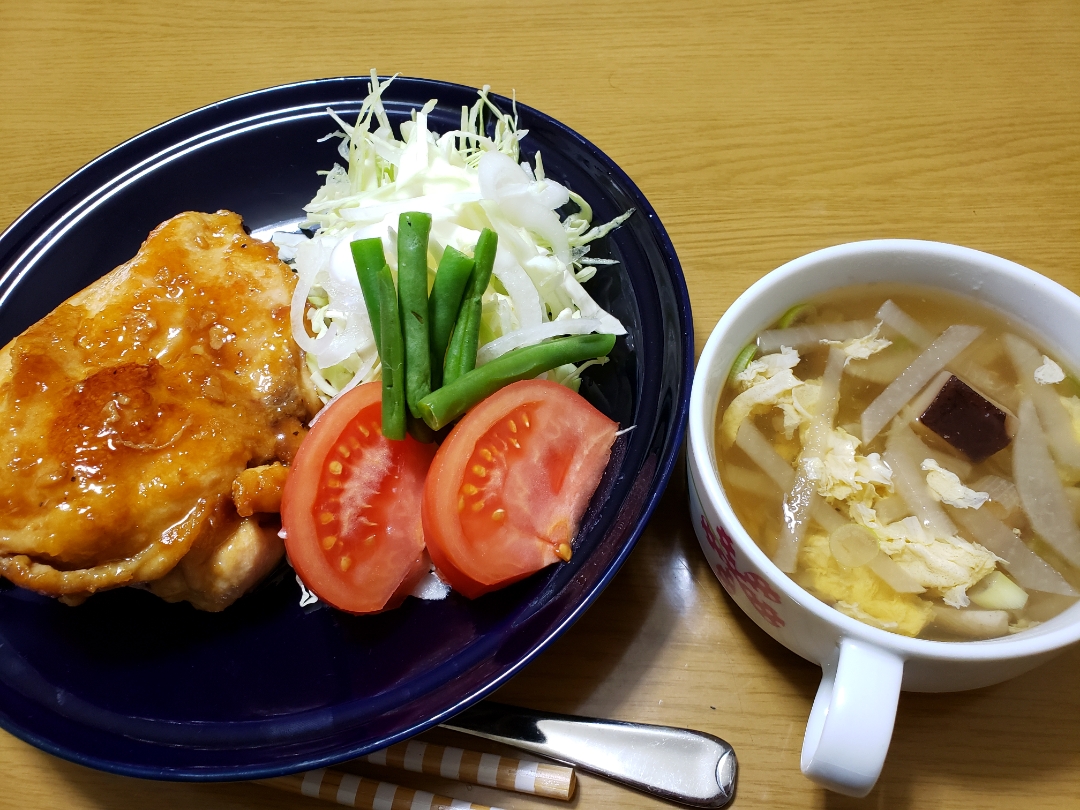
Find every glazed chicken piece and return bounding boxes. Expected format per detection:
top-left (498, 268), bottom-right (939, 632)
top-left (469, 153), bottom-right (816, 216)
top-left (147, 506), bottom-right (287, 612)
top-left (0, 211), bottom-right (319, 609)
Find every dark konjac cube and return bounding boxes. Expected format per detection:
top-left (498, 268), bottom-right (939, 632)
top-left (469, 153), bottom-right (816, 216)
top-left (918, 375), bottom-right (1011, 462)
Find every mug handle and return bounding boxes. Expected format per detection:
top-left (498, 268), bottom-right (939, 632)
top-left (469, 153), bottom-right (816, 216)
top-left (800, 636), bottom-right (905, 797)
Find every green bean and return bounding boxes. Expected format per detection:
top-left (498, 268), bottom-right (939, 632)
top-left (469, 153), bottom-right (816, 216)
top-left (378, 264), bottom-right (406, 440)
top-left (350, 238), bottom-right (387, 355)
top-left (418, 332), bottom-right (617, 430)
top-left (406, 415), bottom-right (437, 444)
top-left (397, 212), bottom-right (432, 417)
top-left (443, 228), bottom-right (498, 386)
top-left (428, 246), bottom-right (475, 390)
top-left (442, 299), bottom-right (481, 386)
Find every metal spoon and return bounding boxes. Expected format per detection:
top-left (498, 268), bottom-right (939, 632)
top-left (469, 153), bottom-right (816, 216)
top-left (441, 702), bottom-right (737, 808)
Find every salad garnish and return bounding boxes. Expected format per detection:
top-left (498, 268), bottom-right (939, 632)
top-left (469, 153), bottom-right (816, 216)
top-left (274, 70), bottom-right (631, 403)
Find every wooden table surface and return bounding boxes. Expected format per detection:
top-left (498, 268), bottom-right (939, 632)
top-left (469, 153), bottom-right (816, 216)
top-left (2, 1), bottom-right (1079, 808)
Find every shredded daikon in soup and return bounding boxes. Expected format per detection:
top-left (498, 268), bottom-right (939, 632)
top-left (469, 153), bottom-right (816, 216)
top-left (716, 285), bottom-right (1080, 640)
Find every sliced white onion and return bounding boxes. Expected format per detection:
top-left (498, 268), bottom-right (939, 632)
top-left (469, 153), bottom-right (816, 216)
top-left (316, 293), bottom-right (370, 370)
top-left (559, 271), bottom-right (627, 335)
top-left (756, 320), bottom-right (877, 354)
top-left (1014, 398), bottom-right (1080, 567)
top-left (534, 178), bottom-right (571, 209)
top-left (479, 150), bottom-right (571, 266)
top-left (861, 325), bottom-right (983, 443)
top-left (950, 505), bottom-right (1076, 596)
top-left (396, 109), bottom-right (433, 184)
top-left (291, 283), bottom-right (322, 354)
top-left (478, 148), bottom-right (530, 198)
top-left (491, 250), bottom-right (543, 331)
top-left (290, 240), bottom-right (334, 355)
top-left (308, 322), bottom-right (339, 359)
top-left (476, 318), bottom-right (608, 366)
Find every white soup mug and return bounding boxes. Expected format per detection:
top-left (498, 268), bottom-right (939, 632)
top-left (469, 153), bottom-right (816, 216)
top-left (686, 240), bottom-right (1080, 796)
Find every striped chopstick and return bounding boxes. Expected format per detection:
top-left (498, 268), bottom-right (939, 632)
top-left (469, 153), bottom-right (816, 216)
top-left (364, 740), bottom-right (576, 801)
top-left (260, 769), bottom-right (504, 810)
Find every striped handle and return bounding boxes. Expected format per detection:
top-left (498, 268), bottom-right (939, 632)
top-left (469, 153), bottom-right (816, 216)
top-left (365, 740), bottom-right (576, 801)
top-left (260, 769), bottom-right (504, 810)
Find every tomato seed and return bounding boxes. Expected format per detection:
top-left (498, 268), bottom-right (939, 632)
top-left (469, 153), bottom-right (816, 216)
top-left (480, 448), bottom-right (493, 462)
top-left (340, 556), bottom-right (352, 571)
top-left (319, 512), bottom-right (334, 524)
top-left (321, 535), bottom-right (337, 550)
top-left (472, 464), bottom-right (487, 477)
top-left (462, 484), bottom-right (478, 495)
top-left (472, 501), bottom-right (485, 512)
top-left (328, 460), bottom-right (343, 475)
top-left (520, 412), bottom-right (530, 428)
top-left (508, 419), bottom-right (517, 433)
top-left (491, 508), bottom-right (506, 522)
top-left (337, 445), bottom-right (351, 457)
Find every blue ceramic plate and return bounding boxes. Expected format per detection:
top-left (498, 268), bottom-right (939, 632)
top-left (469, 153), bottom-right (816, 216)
top-left (0, 77), bottom-right (691, 780)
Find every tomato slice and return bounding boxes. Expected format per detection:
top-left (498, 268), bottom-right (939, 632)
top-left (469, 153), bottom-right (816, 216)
top-left (422, 379), bottom-right (618, 599)
top-left (281, 382), bottom-right (436, 613)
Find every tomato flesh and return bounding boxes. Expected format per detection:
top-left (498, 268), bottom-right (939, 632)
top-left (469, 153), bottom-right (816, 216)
top-left (422, 380), bottom-right (618, 598)
top-left (281, 383), bottom-right (435, 613)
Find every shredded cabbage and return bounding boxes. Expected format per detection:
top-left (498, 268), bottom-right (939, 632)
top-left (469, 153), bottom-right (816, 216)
top-left (275, 71), bottom-right (630, 400)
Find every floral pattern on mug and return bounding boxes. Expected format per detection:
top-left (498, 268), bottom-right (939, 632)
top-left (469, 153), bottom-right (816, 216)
top-left (699, 514), bottom-right (785, 628)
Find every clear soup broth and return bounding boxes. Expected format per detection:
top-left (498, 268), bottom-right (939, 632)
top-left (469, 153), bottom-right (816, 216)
top-left (715, 284), bottom-right (1080, 641)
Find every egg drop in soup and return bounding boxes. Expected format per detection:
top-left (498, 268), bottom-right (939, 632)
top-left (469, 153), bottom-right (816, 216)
top-left (714, 285), bottom-right (1080, 640)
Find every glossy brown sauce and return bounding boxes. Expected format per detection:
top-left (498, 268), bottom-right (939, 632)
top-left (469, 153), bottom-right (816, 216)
top-left (0, 211), bottom-right (315, 593)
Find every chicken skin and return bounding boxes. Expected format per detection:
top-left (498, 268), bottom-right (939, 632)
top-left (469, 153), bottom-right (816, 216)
top-left (0, 211), bottom-right (318, 609)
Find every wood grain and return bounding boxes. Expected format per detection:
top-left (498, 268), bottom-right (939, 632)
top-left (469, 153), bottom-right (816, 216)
top-left (1, 1), bottom-right (1078, 808)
